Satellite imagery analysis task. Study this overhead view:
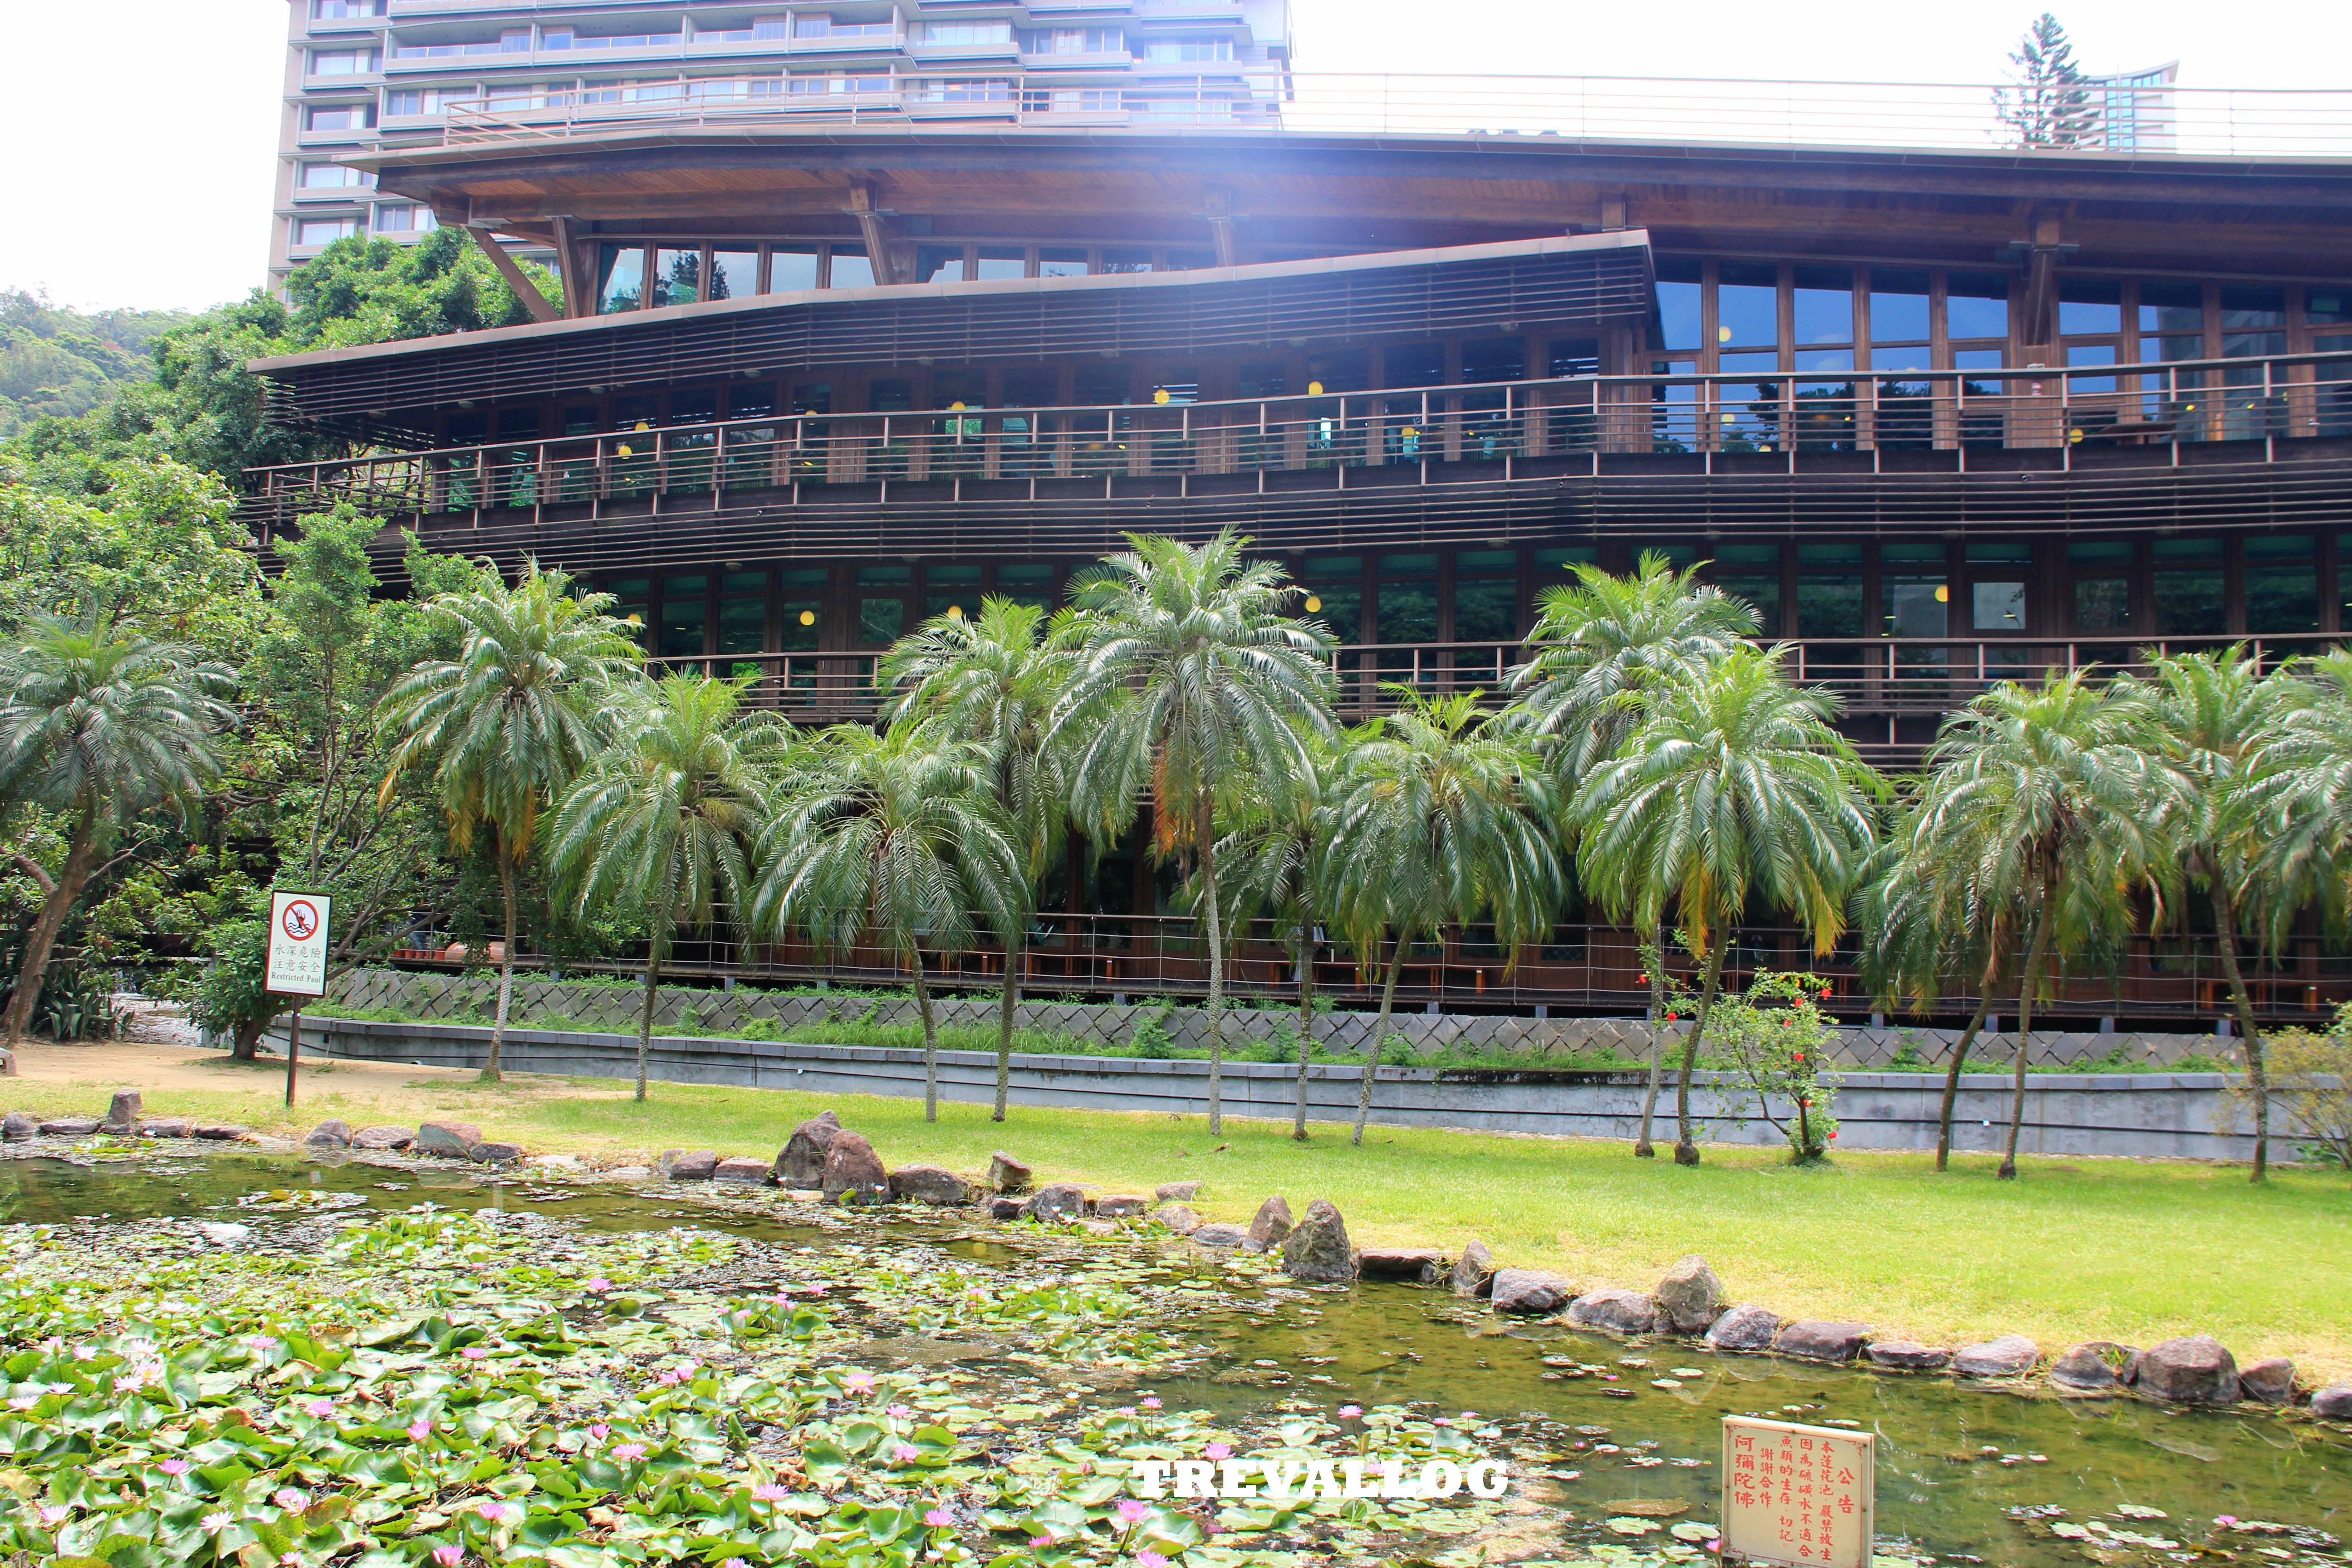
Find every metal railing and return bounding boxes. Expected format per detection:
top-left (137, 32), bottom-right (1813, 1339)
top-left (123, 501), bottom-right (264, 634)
top-left (242, 350), bottom-right (2352, 537)
top-left (433, 71), bottom-right (2352, 160)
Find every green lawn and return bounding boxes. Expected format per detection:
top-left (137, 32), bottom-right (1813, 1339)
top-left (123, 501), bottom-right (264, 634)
top-left (51, 1065), bottom-right (2352, 1383)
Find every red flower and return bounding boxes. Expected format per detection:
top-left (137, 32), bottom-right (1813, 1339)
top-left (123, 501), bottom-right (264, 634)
top-left (1637, 973), bottom-right (1648, 983)
top-left (1791, 1052), bottom-right (1803, 1062)
top-left (1828, 1131), bottom-right (1838, 1139)
top-left (1820, 988), bottom-right (1831, 999)
top-left (1663, 1011), bottom-right (1678, 1022)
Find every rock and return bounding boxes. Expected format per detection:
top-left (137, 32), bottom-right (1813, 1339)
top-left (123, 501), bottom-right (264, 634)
top-left (774, 1112), bottom-right (842, 1186)
top-left (1018, 1181), bottom-right (1087, 1222)
top-left (1094, 1194), bottom-right (1148, 1219)
top-left (1954, 1334), bottom-right (2038, 1378)
top-left (1706, 1303), bottom-right (1783, 1352)
top-left (660, 1149), bottom-right (719, 1181)
top-left (0, 1112), bottom-right (35, 1142)
top-left (987, 1151), bottom-right (1033, 1193)
top-left (1248, 1195), bottom-right (1294, 1249)
top-left (304, 1119), bottom-right (353, 1148)
top-left (986, 1196), bottom-right (1024, 1220)
top-left (1448, 1238), bottom-right (1497, 1298)
top-left (100, 1089), bottom-right (141, 1132)
top-left (194, 1124), bottom-right (252, 1142)
top-left (820, 1132), bottom-right (890, 1204)
top-left (2136, 1335), bottom-right (2239, 1406)
top-left (1865, 1340), bottom-right (1952, 1371)
top-left (415, 1120), bottom-right (483, 1158)
top-left (2049, 1342), bottom-right (2133, 1392)
top-left (351, 1125), bottom-right (413, 1151)
top-left (1358, 1246), bottom-right (1447, 1279)
top-left (137, 1117), bottom-right (194, 1139)
top-left (1155, 1181), bottom-right (1202, 1202)
top-left (1280, 1199), bottom-right (1356, 1283)
top-left (1075, 1217), bottom-right (1119, 1236)
top-left (889, 1164), bottom-right (973, 1205)
top-left (2311, 1383), bottom-right (2352, 1418)
top-left (1570, 1289), bottom-right (1660, 1336)
top-left (1489, 1269), bottom-right (1578, 1315)
top-left (39, 1117), bottom-right (98, 1135)
top-left (1774, 1321), bottom-right (1868, 1363)
top-left (1154, 1204), bottom-right (1200, 1232)
top-left (711, 1156), bottom-right (770, 1185)
top-left (2238, 1357), bottom-right (2295, 1406)
top-left (1653, 1255), bottom-right (1724, 1335)
top-left (194, 1221), bottom-right (250, 1245)
top-left (1189, 1222), bottom-right (1248, 1248)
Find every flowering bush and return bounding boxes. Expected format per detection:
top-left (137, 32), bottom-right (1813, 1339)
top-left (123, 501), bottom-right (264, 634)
top-left (1704, 969), bottom-right (1842, 1163)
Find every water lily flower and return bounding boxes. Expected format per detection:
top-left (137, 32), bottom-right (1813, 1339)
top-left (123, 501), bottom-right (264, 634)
top-left (2216, 1517), bottom-right (2239, 1528)
top-left (583, 1278), bottom-right (612, 1293)
top-left (70, 1347), bottom-right (94, 1362)
top-left (474, 1500), bottom-right (519, 1523)
top-left (1136, 1552), bottom-right (1169, 1568)
top-left (459, 1347), bottom-right (490, 1361)
top-left (1141, 1396), bottom-right (1162, 1410)
top-left (924, 1506), bottom-right (954, 1527)
top-left (38, 1504), bottom-right (69, 1525)
top-left (1116, 1499), bottom-right (1150, 1523)
top-left (722, 1559), bottom-right (750, 1568)
top-left (273, 1488), bottom-right (310, 1511)
top-left (245, 1335), bottom-right (279, 1350)
top-left (280, 1553), bottom-right (303, 1567)
top-left (1203, 1442), bottom-right (1230, 1460)
top-left (751, 1483), bottom-right (791, 1502)
top-left (201, 1511), bottom-right (230, 1530)
top-left (159, 1459), bottom-right (191, 1476)
top-left (611, 1443), bottom-right (647, 1460)
top-left (1432, 1416), bottom-right (1453, 1426)
top-left (406, 1419), bottom-right (432, 1441)
top-left (305, 1399), bottom-right (333, 1418)
top-left (431, 1548), bottom-right (463, 1567)
top-left (891, 1442), bottom-right (920, 1463)
top-left (1336, 1405), bottom-right (1362, 1418)
top-left (38, 1337), bottom-right (60, 1353)
top-left (843, 1372), bottom-right (876, 1395)
top-left (7, 1396), bottom-right (35, 1411)
top-left (587, 1423), bottom-right (611, 1440)
top-left (886, 1403), bottom-right (913, 1418)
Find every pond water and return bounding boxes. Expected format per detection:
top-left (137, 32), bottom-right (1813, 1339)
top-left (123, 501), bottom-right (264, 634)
top-left (4, 1151), bottom-right (2344, 1567)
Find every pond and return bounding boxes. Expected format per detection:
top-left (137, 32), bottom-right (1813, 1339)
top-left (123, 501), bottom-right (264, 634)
top-left (1, 1151), bottom-right (2342, 1568)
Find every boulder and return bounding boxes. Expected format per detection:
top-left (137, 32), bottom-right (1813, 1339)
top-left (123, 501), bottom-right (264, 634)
top-left (100, 1090), bottom-right (141, 1133)
top-left (1490, 1269), bottom-right (1578, 1315)
top-left (1570, 1289), bottom-right (1660, 1336)
top-left (890, 1165), bottom-right (973, 1205)
top-left (304, 1119), bottom-right (353, 1148)
top-left (2238, 1357), bottom-right (2296, 1406)
top-left (1155, 1181), bottom-right (1203, 1202)
top-left (1094, 1194), bottom-right (1148, 1219)
top-left (1865, 1340), bottom-right (1952, 1371)
top-left (1018, 1181), bottom-right (1087, 1222)
top-left (1154, 1204), bottom-right (1201, 1233)
top-left (1280, 1199), bottom-right (1356, 1283)
top-left (774, 1112), bottom-right (842, 1186)
top-left (1357, 1246), bottom-right (1447, 1279)
top-left (39, 1117), bottom-right (98, 1136)
top-left (195, 1124), bottom-right (252, 1142)
top-left (819, 1132), bottom-right (890, 1205)
top-left (351, 1125), bottom-right (413, 1151)
top-left (1248, 1195), bottom-right (1294, 1249)
top-left (2311, 1383), bottom-right (2352, 1418)
top-left (986, 1196), bottom-right (1024, 1220)
top-left (1774, 1321), bottom-right (1868, 1363)
top-left (1448, 1237), bottom-right (1497, 1298)
top-left (0, 1112), bottom-right (35, 1142)
top-left (1652, 1255), bottom-right (1724, 1335)
top-left (138, 1117), bottom-right (194, 1139)
top-left (1953, 1334), bottom-right (2038, 1379)
top-left (1705, 1304), bottom-right (1783, 1352)
top-left (1189, 1222), bottom-right (1248, 1248)
top-left (2049, 1342), bottom-right (2132, 1392)
top-left (660, 1149), bottom-right (720, 1181)
top-left (415, 1120), bottom-right (484, 1158)
top-left (711, 1155), bottom-right (771, 1185)
top-left (2136, 1335), bottom-right (2239, 1406)
top-left (987, 1151), bottom-right (1033, 1193)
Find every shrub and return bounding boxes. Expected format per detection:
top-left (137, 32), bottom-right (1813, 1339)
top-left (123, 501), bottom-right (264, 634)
top-left (2231, 1006), bottom-right (2352, 1171)
top-left (1707, 969), bottom-right (1842, 1164)
top-left (735, 1016), bottom-right (783, 1042)
top-left (1131, 1007), bottom-right (1176, 1059)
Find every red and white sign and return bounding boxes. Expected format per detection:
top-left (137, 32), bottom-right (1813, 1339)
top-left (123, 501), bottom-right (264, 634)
top-left (265, 890), bottom-right (332, 998)
top-left (1721, 1416), bottom-right (1874, 1568)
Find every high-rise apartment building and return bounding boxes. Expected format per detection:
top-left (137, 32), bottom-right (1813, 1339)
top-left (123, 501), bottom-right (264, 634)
top-left (270, 0), bottom-right (1295, 289)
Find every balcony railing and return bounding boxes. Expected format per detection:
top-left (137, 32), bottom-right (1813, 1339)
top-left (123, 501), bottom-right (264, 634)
top-left (433, 70), bottom-right (2352, 158)
top-left (244, 350), bottom-right (2352, 539)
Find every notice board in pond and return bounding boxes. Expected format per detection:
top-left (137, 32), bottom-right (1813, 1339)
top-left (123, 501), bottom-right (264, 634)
top-left (1720, 1415), bottom-right (1874, 1568)
top-left (265, 890), bottom-right (332, 999)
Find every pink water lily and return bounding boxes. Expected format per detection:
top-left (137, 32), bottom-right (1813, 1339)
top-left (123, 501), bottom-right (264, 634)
top-left (891, 1441), bottom-right (920, 1463)
top-left (842, 1372), bottom-right (875, 1395)
top-left (1029, 1534), bottom-right (1057, 1548)
top-left (38, 1504), bottom-right (69, 1525)
top-left (406, 1419), bottom-right (432, 1441)
top-left (431, 1547), bottom-right (463, 1567)
top-left (201, 1510), bottom-right (230, 1530)
top-left (1116, 1499), bottom-right (1151, 1523)
top-left (1116, 1406), bottom-right (1137, 1417)
top-left (6, 1396), bottom-right (35, 1411)
top-left (1141, 1397), bottom-right (1162, 1410)
top-left (459, 1347), bottom-right (489, 1361)
top-left (305, 1399), bottom-right (333, 1418)
top-left (1203, 1442), bottom-right (1230, 1460)
top-left (245, 1335), bottom-right (279, 1350)
top-left (751, 1483), bottom-right (791, 1502)
top-left (159, 1459), bottom-right (191, 1476)
top-left (1135, 1552), bottom-right (1169, 1568)
top-left (886, 1403), bottom-right (913, 1418)
top-left (924, 1506), bottom-right (953, 1527)
top-left (1337, 1405), bottom-right (1362, 1418)
top-left (583, 1278), bottom-right (612, 1293)
top-left (474, 1500), bottom-right (519, 1523)
top-left (273, 1488), bottom-right (310, 1512)
top-left (611, 1443), bottom-right (647, 1461)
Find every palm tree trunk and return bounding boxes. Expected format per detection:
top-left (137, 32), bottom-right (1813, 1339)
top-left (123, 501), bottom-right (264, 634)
top-left (634, 946), bottom-right (662, 1104)
top-left (1293, 929), bottom-right (1315, 1142)
top-left (993, 930), bottom-right (1021, 1123)
top-left (1934, 995), bottom-right (1992, 1172)
top-left (912, 944), bottom-right (941, 1123)
top-left (2, 807), bottom-right (101, 1068)
top-left (483, 850), bottom-right (516, 1083)
top-left (2207, 877), bottom-right (2270, 1183)
top-left (1352, 935), bottom-right (1407, 1147)
top-left (1635, 921), bottom-right (1669, 1157)
top-left (1673, 940), bottom-right (1729, 1166)
top-left (1197, 797), bottom-right (1226, 1136)
top-left (1997, 904), bottom-right (2055, 1181)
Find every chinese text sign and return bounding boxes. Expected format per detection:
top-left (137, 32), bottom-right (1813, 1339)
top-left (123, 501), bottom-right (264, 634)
top-left (1721, 1416), bottom-right (1874, 1568)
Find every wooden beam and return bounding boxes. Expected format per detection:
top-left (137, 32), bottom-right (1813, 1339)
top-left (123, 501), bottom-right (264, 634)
top-left (1203, 186), bottom-right (1238, 266)
top-left (843, 182), bottom-right (901, 285)
top-left (549, 215), bottom-right (588, 320)
top-left (465, 225), bottom-right (561, 324)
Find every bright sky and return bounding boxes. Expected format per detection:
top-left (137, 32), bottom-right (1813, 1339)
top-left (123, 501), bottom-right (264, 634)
top-left (1, 0), bottom-right (2344, 314)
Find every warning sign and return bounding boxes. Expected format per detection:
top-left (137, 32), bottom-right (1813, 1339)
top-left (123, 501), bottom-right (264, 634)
top-left (1720, 1416), bottom-right (1874, 1568)
top-left (264, 890), bottom-right (332, 998)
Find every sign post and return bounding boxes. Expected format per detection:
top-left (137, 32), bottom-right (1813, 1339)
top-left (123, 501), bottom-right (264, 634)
top-left (1720, 1416), bottom-right (1874, 1568)
top-left (264, 891), bottom-right (331, 1107)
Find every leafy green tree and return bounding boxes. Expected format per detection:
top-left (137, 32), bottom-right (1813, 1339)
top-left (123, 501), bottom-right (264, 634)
top-left (1994, 14), bottom-right (2096, 147)
top-left (753, 724), bottom-right (1024, 1122)
top-left (1054, 531), bottom-right (1336, 1135)
top-left (0, 616), bottom-right (235, 1069)
top-left (880, 598), bottom-right (1076, 1122)
top-left (549, 675), bottom-right (781, 1102)
top-left (1328, 691), bottom-right (1561, 1146)
top-left (377, 562), bottom-right (640, 1082)
top-left (1570, 644), bottom-right (1880, 1165)
top-left (1705, 969), bottom-right (1842, 1164)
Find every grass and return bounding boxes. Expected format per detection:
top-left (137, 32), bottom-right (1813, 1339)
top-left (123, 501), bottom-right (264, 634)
top-left (31, 1043), bottom-right (2352, 1384)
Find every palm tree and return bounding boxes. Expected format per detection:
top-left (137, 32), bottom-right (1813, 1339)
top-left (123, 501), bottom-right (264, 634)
top-left (1505, 550), bottom-right (1755, 1155)
top-left (548, 674), bottom-right (783, 1102)
top-left (1570, 643), bottom-right (1880, 1166)
top-left (752, 723), bottom-right (1024, 1122)
top-left (880, 598), bottom-right (1075, 1122)
top-left (0, 615), bottom-right (235, 1070)
top-left (377, 561), bottom-right (640, 1082)
top-left (1053, 531), bottom-right (1336, 1135)
top-left (1328, 691), bottom-right (1561, 1146)
top-left (1914, 671), bottom-right (2155, 1179)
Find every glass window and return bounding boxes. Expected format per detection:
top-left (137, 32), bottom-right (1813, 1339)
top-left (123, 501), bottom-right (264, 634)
top-left (294, 217), bottom-right (359, 246)
top-left (1972, 582), bottom-right (2026, 632)
top-left (975, 246), bottom-right (1025, 280)
top-left (299, 162), bottom-right (370, 188)
top-left (1141, 35), bottom-right (1234, 61)
top-left (709, 249), bottom-right (758, 301)
top-left (2068, 540), bottom-right (2132, 563)
top-left (1038, 246), bottom-right (1088, 278)
top-left (1460, 337), bottom-right (1525, 384)
top-left (606, 578), bottom-right (651, 641)
top-left (1711, 542), bottom-right (1781, 632)
top-left (2244, 535), bottom-right (2318, 634)
top-left (2058, 278), bottom-right (2123, 336)
top-left (652, 247), bottom-right (701, 307)
top-left (2153, 539), bottom-right (2225, 636)
top-left (1384, 343), bottom-right (1446, 387)
top-left (2218, 284), bottom-right (2287, 331)
top-left (1101, 248), bottom-right (1154, 274)
top-left (1073, 363), bottom-right (1128, 404)
top-left (767, 243), bottom-right (818, 293)
top-left (305, 103), bottom-right (376, 131)
top-left (1716, 262), bottom-right (1779, 348)
top-left (1882, 574), bottom-right (1947, 638)
top-left (716, 581), bottom-right (765, 657)
top-left (1966, 540), bottom-right (2033, 562)
top-left (596, 245), bottom-right (645, 314)
top-left (1548, 338), bottom-right (1601, 377)
top-left (658, 576), bottom-right (707, 658)
top-left (995, 562), bottom-right (1055, 609)
top-left (1298, 556), bottom-right (1362, 642)
top-left (1945, 273), bottom-right (2009, 340)
top-left (2074, 578), bottom-right (2131, 631)
top-left (858, 597), bottom-right (905, 643)
top-left (920, 20), bottom-right (1013, 43)
top-left (1796, 542), bottom-right (1862, 638)
top-left (2066, 343), bottom-right (2117, 393)
top-left (2306, 289), bottom-right (2352, 327)
top-left (1867, 269), bottom-right (1931, 343)
top-left (2138, 280), bottom-right (2205, 339)
top-left (827, 247), bottom-right (873, 289)
top-left (1655, 257), bottom-right (1701, 352)
top-left (1791, 265), bottom-right (1852, 345)
top-left (916, 245), bottom-right (965, 283)
top-left (370, 204), bottom-right (432, 234)
top-left (1452, 551), bottom-right (1519, 642)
